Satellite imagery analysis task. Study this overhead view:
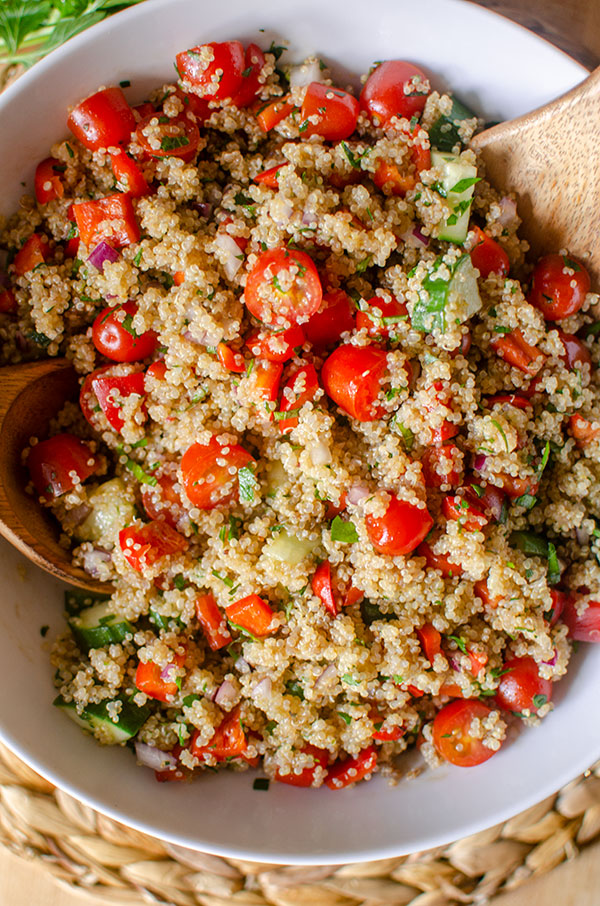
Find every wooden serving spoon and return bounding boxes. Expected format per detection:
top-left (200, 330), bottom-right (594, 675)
top-left (0, 358), bottom-right (109, 593)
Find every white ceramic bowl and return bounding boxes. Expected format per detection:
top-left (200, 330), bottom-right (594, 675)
top-left (0, 0), bottom-right (597, 865)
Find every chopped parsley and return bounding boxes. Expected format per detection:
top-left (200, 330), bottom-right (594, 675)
top-left (285, 680), bottom-right (304, 699)
top-left (330, 515), bottom-right (359, 543)
top-left (338, 711), bottom-right (352, 724)
top-left (160, 134), bottom-right (190, 152)
top-left (238, 464), bottom-right (258, 503)
top-left (253, 778), bottom-right (270, 791)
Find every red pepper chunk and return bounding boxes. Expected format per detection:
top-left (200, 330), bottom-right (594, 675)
top-left (67, 86), bottom-right (136, 151)
top-left (73, 194), bottom-right (140, 249)
top-left (491, 329), bottom-right (545, 375)
top-left (417, 539), bottom-right (463, 578)
top-left (196, 593), bottom-right (232, 651)
top-left (190, 706), bottom-right (247, 761)
top-left (257, 97), bottom-right (295, 132)
top-left (217, 342), bottom-right (246, 373)
top-left (277, 362), bottom-right (319, 433)
top-left (274, 744), bottom-right (329, 787)
top-left (369, 709), bottom-right (404, 742)
top-left (119, 520), bottom-right (189, 571)
top-left (13, 234), bottom-right (51, 275)
top-left (325, 745), bottom-right (378, 790)
top-left (110, 150), bottom-right (150, 197)
top-left (570, 414), bottom-right (600, 447)
top-left (443, 494), bottom-right (488, 532)
top-left (312, 560), bottom-right (338, 617)
top-left (136, 648), bottom-right (186, 703)
top-left (226, 594), bottom-right (276, 637)
top-left (253, 163), bottom-right (286, 189)
top-left (416, 623), bottom-right (442, 663)
top-left (35, 157), bottom-right (65, 204)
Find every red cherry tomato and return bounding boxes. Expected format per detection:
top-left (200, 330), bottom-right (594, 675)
top-left (110, 149), bottom-right (150, 197)
top-left (421, 444), bottom-right (463, 489)
top-left (176, 41), bottom-right (245, 101)
top-left (217, 342), bottom-right (246, 373)
top-left (145, 360), bottom-right (167, 384)
top-left (417, 539), bottom-right (463, 578)
top-left (370, 710), bottom-right (404, 742)
top-left (27, 434), bottom-right (102, 499)
top-left (34, 157), bottom-right (65, 204)
top-left (321, 343), bottom-right (388, 421)
top-left (277, 362), bottom-right (319, 433)
top-left (303, 290), bottom-right (356, 349)
top-left (13, 233), bottom-right (50, 275)
top-left (173, 88), bottom-right (212, 121)
top-left (486, 393), bottom-right (532, 410)
top-left (442, 494), bottom-right (488, 532)
top-left (244, 246), bottom-right (322, 327)
top-left (67, 86), bottom-right (135, 151)
top-left (247, 358), bottom-right (283, 419)
top-left (570, 413), bottom-right (600, 447)
top-left (464, 479), bottom-right (506, 523)
top-left (141, 462), bottom-right (188, 528)
top-left (495, 656), bottom-right (553, 715)
top-left (312, 560), bottom-right (339, 617)
top-left (119, 520), bottom-right (189, 571)
top-left (92, 301), bottom-right (158, 363)
top-left (528, 253), bottom-right (591, 321)
top-left (491, 329), bottom-right (545, 375)
top-left (226, 594), bottom-right (276, 637)
top-left (231, 43), bottom-right (266, 107)
top-left (73, 193), bottom-right (140, 249)
top-left (365, 494), bottom-right (433, 556)
top-left (325, 745), bottom-right (378, 789)
top-left (356, 294), bottom-right (408, 339)
top-left (416, 623), bottom-right (441, 663)
top-left (245, 325), bottom-right (305, 362)
top-left (80, 365), bottom-right (147, 432)
top-left (253, 163), bottom-right (285, 189)
top-left (557, 330), bottom-right (592, 370)
top-left (274, 744), bottom-right (329, 787)
top-left (190, 706), bottom-right (247, 761)
top-left (299, 82), bottom-right (359, 141)
top-left (180, 436), bottom-right (254, 509)
top-left (433, 700), bottom-right (500, 767)
top-left (257, 97), bottom-right (295, 132)
top-left (135, 114), bottom-right (201, 163)
top-left (469, 225), bottom-right (509, 278)
top-left (195, 593), bottom-right (232, 651)
top-left (545, 589), bottom-right (567, 626)
top-left (360, 60), bottom-right (430, 127)
top-left (562, 596), bottom-right (600, 642)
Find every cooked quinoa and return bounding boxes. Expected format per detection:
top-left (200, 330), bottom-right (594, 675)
top-left (2, 41), bottom-right (600, 788)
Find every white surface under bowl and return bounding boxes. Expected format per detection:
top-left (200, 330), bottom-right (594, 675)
top-left (0, 0), bottom-right (597, 865)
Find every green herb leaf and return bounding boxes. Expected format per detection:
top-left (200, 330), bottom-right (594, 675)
top-left (450, 176), bottom-right (481, 194)
top-left (447, 634), bottom-right (467, 653)
top-left (532, 693), bottom-right (548, 710)
top-left (253, 777), bottom-right (270, 790)
top-left (338, 711), bottom-right (352, 724)
top-left (330, 515), bottom-right (359, 543)
top-left (547, 541), bottom-right (561, 585)
top-left (285, 680), bottom-right (304, 699)
top-left (183, 693), bottom-right (200, 707)
top-left (238, 464), bottom-right (258, 503)
top-left (160, 134), bottom-right (190, 152)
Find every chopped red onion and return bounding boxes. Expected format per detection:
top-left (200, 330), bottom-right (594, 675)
top-left (87, 241), bottom-right (120, 271)
top-left (289, 60), bottom-right (322, 88)
top-left (400, 226), bottom-right (429, 249)
top-left (193, 202), bottom-right (213, 219)
top-left (473, 454), bottom-right (487, 473)
top-left (543, 652), bottom-right (557, 667)
top-left (135, 741), bottom-right (177, 771)
top-left (62, 503), bottom-right (93, 528)
top-left (447, 655), bottom-right (461, 672)
top-left (252, 677), bottom-right (273, 699)
top-left (497, 196), bottom-right (518, 227)
top-left (309, 441), bottom-right (332, 466)
top-left (347, 484), bottom-right (370, 505)
top-left (214, 679), bottom-right (238, 706)
top-left (482, 485), bottom-right (506, 522)
top-left (576, 527), bottom-right (590, 546)
top-left (235, 657), bottom-right (251, 674)
top-left (301, 210), bottom-right (316, 227)
top-left (82, 547), bottom-right (111, 577)
top-left (412, 226), bottom-right (430, 247)
top-left (314, 664), bottom-right (338, 689)
top-left (160, 663), bottom-right (178, 684)
top-left (215, 232), bottom-right (244, 281)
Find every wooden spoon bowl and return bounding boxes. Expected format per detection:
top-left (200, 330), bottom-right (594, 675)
top-left (0, 358), bottom-right (109, 593)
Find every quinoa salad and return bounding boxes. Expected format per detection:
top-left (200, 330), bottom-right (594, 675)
top-left (1, 39), bottom-right (600, 790)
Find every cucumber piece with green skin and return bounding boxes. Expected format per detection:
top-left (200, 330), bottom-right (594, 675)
top-left (64, 589), bottom-right (110, 616)
top-left (428, 96), bottom-right (477, 151)
top-left (54, 696), bottom-right (150, 744)
top-left (74, 477), bottom-right (136, 546)
top-left (264, 530), bottom-right (316, 566)
top-left (68, 601), bottom-right (134, 649)
top-left (431, 150), bottom-right (479, 244)
top-left (411, 253), bottom-right (481, 334)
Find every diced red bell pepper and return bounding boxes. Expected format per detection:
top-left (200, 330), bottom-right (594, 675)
top-left (257, 97), bottom-right (294, 132)
top-left (226, 594), bottom-right (276, 637)
top-left (325, 745), bottom-right (378, 790)
top-left (217, 342), bottom-right (246, 373)
top-left (443, 494), bottom-right (488, 532)
top-left (416, 623), bottom-right (442, 663)
top-left (570, 413), bottom-right (600, 447)
top-left (417, 539), bottom-right (463, 578)
top-left (35, 157), bottom-right (65, 204)
top-left (13, 233), bottom-right (51, 275)
top-left (190, 706), bottom-right (247, 761)
top-left (370, 709), bottom-right (404, 742)
top-left (136, 647), bottom-right (186, 702)
top-left (469, 225), bottom-right (510, 278)
top-left (274, 744), bottom-right (329, 786)
top-left (73, 193), bottom-right (140, 249)
top-left (491, 329), bottom-right (545, 375)
top-left (119, 520), bottom-right (189, 571)
top-left (254, 163), bottom-right (286, 189)
top-left (110, 149), bottom-right (150, 197)
top-left (196, 593), bottom-right (232, 651)
top-left (312, 560), bottom-right (338, 617)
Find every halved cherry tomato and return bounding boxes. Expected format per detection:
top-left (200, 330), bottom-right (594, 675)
top-left (80, 365), bottom-right (147, 432)
top-left (0, 289), bottom-right (17, 313)
top-left (13, 233), bottom-right (50, 275)
top-left (247, 358), bottom-right (283, 419)
top-left (299, 82), bottom-right (359, 141)
top-left (92, 301), bottom-right (157, 362)
top-left (467, 649), bottom-right (488, 676)
top-left (432, 700), bottom-right (499, 767)
top-left (570, 413), bottom-right (600, 447)
top-left (495, 656), bottom-right (552, 715)
top-left (443, 494), bottom-right (488, 532)
top-left (343, 585), bottom-right (364, 608)
top-left (34, 157), bottom-right (65, 204)
top-left (141, 462), bottom-right (187, 528)
top-left (257, 96), bottom-right (295, 132)
top-left (135, 647), bottom-right (186, 702)
top-left (373, 159), bottom-right (415, 197)
top-left (370, 710), bottom-right (404, 742)
top-left (322, 343), bottom-right (388, 421)
top-left (464, 479), bottom-right (506, 522)
top-left (190, 706), bottom-right (247, 761)
top-left (417, 539), bottom-right (463, 578)
top-left (274, 744), bottom-right (329, 786)
top-left (469, 225), bottom-right (509, 278)
top-left (244, 246), bottom-right (322, 327)
top-left (145, 360), bottom-right (167, 384)
top-left (253, 163), bottom-right (286, 189)
top-left (303, 290), bottom-right (356, 349)
top-left (180, 436), bottom-right (255, 509)
top-left (416, 623), bottom-right (441, 663)
top-left (491, 329), bottom-right (545, 375)
top-left (173, 88), bottom-right (212, 121)
top-left (67, 86), bottom-right (135, 151)
top-left (226, 594), bottom-right (276, 637)
top-left (528, 253), bottom-right (590, 321)
top-left (245, 325), bottom-right (305, 362)
top-left (119, 520), bottom-right (189, 571)
top-left (430, 421), bottom-right (459, 445)
top-left (486, 393), bottom-right (531, 410)
top-left (562, 596), bottom-right (600, 642)
top-left (312, 560), bottom-right (338, 617)
top-left (474, 578), bottom-right (501, 610)
top-left (495, 472), bottom-right (538, 500)
top-left (176, 41), bottom-right (245, 102)
top-left (557, 330), bottom-right (592, 371)
top-left (217, 342), bottom-right (245, 373)
top-left (421, 444), bottom-right (463, 489)
top-left (195, 593), bottom-right (232, 651)
top-left (27, 434), bottom-right (102, 499)
top-left (366, 494), bottom-right (433, 556)
top-left (360, 60), bottom-right (430, 127)
top-left (110, 149), bottom-right (150, 197)
top-left (231, 43), bottom-right (266, 107)
top-left (356, 294), bottom-right (408, 339)
top-left (73, 193), bottom-right (139, 249)
top-left (135, 114), bottom-right (201, 163)
top-left (277, 363), bottom-right (320, 433)
top-left (546, 589), bottom-right (568, 626)
top-left (325, 745), bottom-right (378, 789)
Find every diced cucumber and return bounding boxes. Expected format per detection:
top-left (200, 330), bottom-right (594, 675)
top-left (74, 478), bottom-right (136, 546)
top-left (411, 253), bottom-right (481, 334)
top-left (447, 254), bottom-right (482, 323)
top-left (264, 530), bottom-right (316, 566)
top-left (68, 600), bottom-right (134, 649)
top-left (428, 96), bottom-right (477, 151)
top-left (54, 695), bottom-right (150, 744)
top-left (431, 150), bottom-right (478, 244)
top-left (64, 589), bottom-right (110, 616)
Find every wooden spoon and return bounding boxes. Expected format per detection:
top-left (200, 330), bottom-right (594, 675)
top-left (0, 358), bottom-right (109, 593)
top-left (471, 66), bottom-right (600, 280)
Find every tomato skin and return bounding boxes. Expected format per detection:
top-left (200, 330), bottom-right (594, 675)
top-left (433, 700), bottom-right (499, 767)
top-left (145, 360), bottom-right (167, 384)
top-left (195, 593), bottom-right (232, 651)
top-left (312, 560), bottom-right (338, 617)
top-left (35, 157), bottom-right (65, 204)
top-left (245, 325), bottom-right (305, 362)
top-left (110, 149), bottom-right (150, 197)
top-left (416, 623), bottom-right (441, 663)
top-left (27, 434), bottom-right (102, 499)
top-left (356, 294), bottom-right (407, 339)
top-left (370, 710), bottom-right (404, 742)
top-left (277, 362), bottom-right (319, 433)
top-left (464, 479), bottom-right (506, 523)
top-left (136, 648), bottom-right (186, 702)
top-left (417, 539), bottom-right (463, 578)
top-left (0, 289), bottom-right (17, 314)
top-left (373, 159), bottom-right (415, 197)
top-left (366, 494), bottom-right (433, 557)
top-left (180, 436), bottom-right (254, 510)
top-left (274, 744), bottom-right (329, 787)
top-left (570, 413), bottom-right (600, 447)
top-left (119, 520), bottom-right (189, 571)
top-left (231, 43), bottom-right (266, 107)
top-left (360, 60), bottom-right (430, 127)
top-left (135, 114), bottom-right (201, 163)
top-left (303, 290), bottom-right (356, 350)
top-left (322, 343), bottom-right (388, 421)
top-left (245, 246), bottom-right (322, 327)
top-left (469, 225), bottom-right (509, 278)
top-left (141, 463), bottom-right (187, 528)
top-left (257, 97), bottom-right (294, 132)
top-left (190, 706), bottom-right (247, 761)
top-left (562, 596), bottom-right (600, 642)
top-left (226, 594), bottom-right (276, 637)
top-left (92, 301), bottom-right (157, 362)
top-left (443, 494), bottom-right (488, 532)
top-left (495, 656), bottom-right (552, 714)
top-left (528, 253), bottom-right (590, 321)
top-left (13, 234), bottom-right (50, 275)
top-left (253, 163), bottom-right (285, 189)
top-left (73, 193), bottom-right (139, 249)
top-left (176, 41), bottom-right (245, 101)
top-left (217, 342), bottom-right (245, 373)
top-left (421, 444), bottom-right (463, 489)
top-left (474, 578), bottom-right (501, 610)
top-left (557, 330), bottom-right (592, 371)
top-left (300, 82), bottom-right (359, 141)
top-left (325, 745), bottom-right (378, 790)
top-left (80, 365), bottom-right (147, 432)
top-left (486, 393), bottom-right (531, 410)
top-left (491, 329), bottom-right (545, 375)
top-left (67, 86), bottom-right (135, 151)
